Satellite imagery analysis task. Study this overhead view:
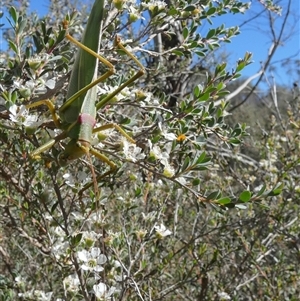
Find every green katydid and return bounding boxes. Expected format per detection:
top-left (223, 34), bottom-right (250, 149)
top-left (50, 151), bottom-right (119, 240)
top-left (26, 0), bottom-right (145, 186)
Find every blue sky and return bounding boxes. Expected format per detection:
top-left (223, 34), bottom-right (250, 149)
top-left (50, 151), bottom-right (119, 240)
top-left (1, 0), bottom-right (299, 88)
top-left (208, 0), bottom-right (300, 88)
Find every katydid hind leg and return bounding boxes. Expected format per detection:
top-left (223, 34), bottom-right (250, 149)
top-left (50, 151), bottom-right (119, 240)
top-left (78, 147), bottom-right (117, 195)
top-left (96, 36), bottom-right (145, 110)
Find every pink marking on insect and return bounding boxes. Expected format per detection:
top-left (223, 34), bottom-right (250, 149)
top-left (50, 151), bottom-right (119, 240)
top-left (79, 113), bottom-right (96, 127)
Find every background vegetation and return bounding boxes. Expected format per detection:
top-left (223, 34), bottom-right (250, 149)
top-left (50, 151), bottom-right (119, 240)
top-left (0, 0), bottom-right (299, 300)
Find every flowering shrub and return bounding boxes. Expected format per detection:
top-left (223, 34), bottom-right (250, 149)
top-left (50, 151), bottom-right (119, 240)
top-left (1, 0), bottom-right (298, 300)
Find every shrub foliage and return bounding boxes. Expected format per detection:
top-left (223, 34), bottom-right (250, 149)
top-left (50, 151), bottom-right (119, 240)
top-left (0, 0), bottom-right (298, 300)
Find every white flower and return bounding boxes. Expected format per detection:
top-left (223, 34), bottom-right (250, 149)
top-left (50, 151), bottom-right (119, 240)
top-left (34, 290), bottom-right (53, 301)
top-left (163, 132), bottom-right (177, 141)
top-left (63, 171), bottom-right (90, 188)
top-left (154, 223), bottom-right (172, 238)
top-left (62, 173), bottom-right (76, 188)
top-left (9, 104), bottom-right (42, 128)
top-left (23, 113), bottom-right (41, 128)
top-left (122, 138), bottom-right (145, 162)
top-left (82, 231), bottom-right (101, 248)
top-left (142, 0), bottom-right (167, 11)
top-left (87, 211), bottom-right (106, 226)
top-left (15, 276), bottom-right (25, 288)
top-left (150, 144), bottom-right (163, 160)
top-left (148, 140), bottom-right (175, 176)
top-left (113, 260), bottom-right (122, 268)
top-left (142, 211), bottom-right (156, 222)
top-left (51, 240), bottom-right (69, 261)
top-left (63, 274), bottom-right (80, 293)
top-left (254, 184), bottom-right (263, 193)
top-left (18, 289), bottom-right (53, 301)
top-left (9, 105), bottom-right (27, 124)
top-left (54, 226), bottom-right (65, 237)
top-left (158, 122), bottom-right (177, 141)
top-left (161, 157), bottom-right (175, 177)
top-left (163, 164), bottom-right (175, 177)
top-left (218, 291), bottom-right (231, 300)
top-left (77, 247), bottom-right (107, 272)
top-left (127, 5), bottom-right (145, 22)
top-left (93, 282), bottom-right (116, 300)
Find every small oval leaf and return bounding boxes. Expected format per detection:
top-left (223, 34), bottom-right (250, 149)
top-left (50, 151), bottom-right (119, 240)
top-left (217, 197), bottom-right (231, 205)
top-left (239, 190), bottom-right (251, 202)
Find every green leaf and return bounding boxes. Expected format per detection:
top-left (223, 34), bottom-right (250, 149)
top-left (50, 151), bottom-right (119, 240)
top-left (182, 27), bottom-right (189, 40)
top-left (172, 50), bottom-right (184, 56)
top-left (197, 152), bottom-right (210, 164)
top-left (228, 138), bottom-right (241, 146)
top-left (135, 188), bottom-right (142, 197)
top-left (239, 190), bottom-right (251, 202)
top-left (236, 61), bottom-right (245, 72)
top-left (181, 156), bottom-right (190, 172)
top-left (244, 52), bottom-right (253, 61)
top-left (57, 28), bottom-right (66, 44)
top-left (184, 5), bottom-right (196, 11)
top-left (231, 8), bottom-right (241, 14)
top-left (41, 20), bottom-right (46, 36)
top-left (169, 8), bottom-right (177, 16)
top-left (50, 201), bottom-right (59, 213)
top-left (18, 19), bottom-right (27, 34)
top-left (206, 7), bottom-right (216, 16)
top-left (199, 92), bottom-right (210, 101)
top-left (231, 127), bottom-right (242, 137)
top-left (217, 197), bottom-right (231, 205)
top-left (207, 190), bottom-right (221, 201)
top-left (189, 41), bottom-right (198, 48)
top-left (206, 28), bottom-right (216, 39)
top-left (216, 82), bottom-right (225, 91)
top-left (193, 85), bottom-right (202, 97)
top-left (120, 117), bottom-right (131, 124)
top-left (192, 178), bottom-right (200, 186)
top-left (215, 62), bottom-right (227, 75)
top-left (268, 183), bottom-right (284, 196)
top-left (48, 37), bottom-right (55, 48)
top-left (195, 51), bottom-right (206, 57)
top-left (8, 40), bottom-right (18, 54)
top-left (256, 184), bottom-right (266, 197)
top-left (71, 233), bottom-right (83, 247)
top-left (9, 6), bottom-right (17, 23)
